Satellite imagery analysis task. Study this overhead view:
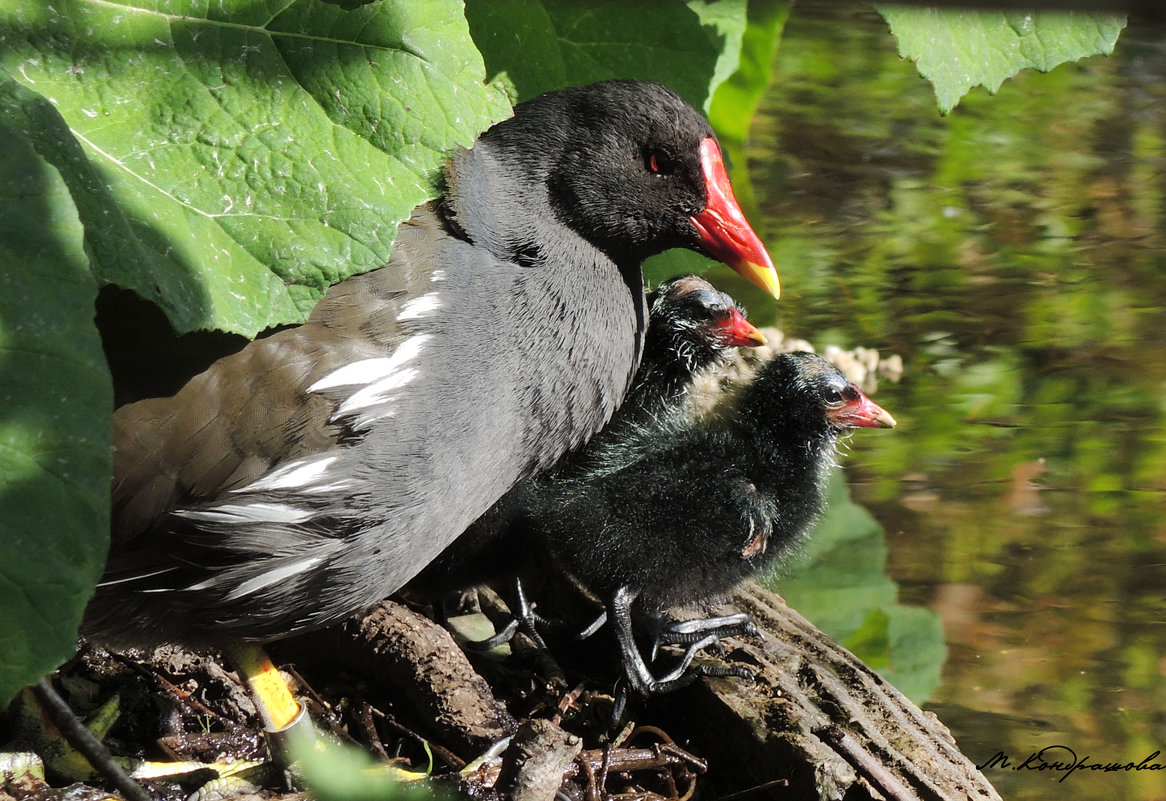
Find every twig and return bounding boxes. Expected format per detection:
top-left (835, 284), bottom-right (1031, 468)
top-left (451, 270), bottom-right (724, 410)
top-left (705, 778), bottom-right (791, 801)
top-left (31, 678), bottom-right (152, 801)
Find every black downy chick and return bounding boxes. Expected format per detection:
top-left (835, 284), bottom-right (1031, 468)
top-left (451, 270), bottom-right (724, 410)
top-left (622, 274), bottom-right (768, 428)
top-left (408, 274), bottom-right (766, 611)
top-left (527, 352), bottom-right (896, 701)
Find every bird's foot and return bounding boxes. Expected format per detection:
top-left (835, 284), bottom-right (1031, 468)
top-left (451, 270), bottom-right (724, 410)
top-left (655, 612), bottom-right (759, 643)
top-left (628, 631), bottom-right (747, 697)
top-left (575, 610), bottom-right (608, 640)
top-left (649, 612), bottom-right (759, 661)
top-left (462, 579), bottom-right (551, 650)
top-left (609, 588), bottom-right (753, 725)
top-left (611, 635), bottom-right (754, 724)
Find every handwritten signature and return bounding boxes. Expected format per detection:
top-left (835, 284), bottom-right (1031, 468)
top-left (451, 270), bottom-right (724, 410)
top-left (978, 746), bottom-right (1164, 783)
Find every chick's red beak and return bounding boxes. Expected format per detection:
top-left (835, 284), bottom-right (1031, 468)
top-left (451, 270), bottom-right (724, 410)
top-left (713, 307), bottom-right (768, 348)
top-left (830, 390), bottom-right (897, 429)
top-left (690, 138), bottom-right (780, 299)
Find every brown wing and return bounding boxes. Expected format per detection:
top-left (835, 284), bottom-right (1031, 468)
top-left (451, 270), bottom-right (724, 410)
top-left (111, 207), bottom-right (444, 543)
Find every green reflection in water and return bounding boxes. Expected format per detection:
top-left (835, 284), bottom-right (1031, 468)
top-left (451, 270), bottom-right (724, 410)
top-left (708, 7), bottom-right (1166, 801)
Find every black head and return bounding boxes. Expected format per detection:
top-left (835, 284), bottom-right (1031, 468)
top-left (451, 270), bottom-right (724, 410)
top-left (740, 352), bottom-right (896, 437)
top-left (482, 80), bottom-right (779, 294)
top-left (646, 274), bottom-right (766, 374)
top-left (543, 81), bottom-right (715, 261)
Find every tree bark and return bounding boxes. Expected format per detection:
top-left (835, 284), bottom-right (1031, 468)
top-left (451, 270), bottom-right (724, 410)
top-left (653, 582), bottom-right (1002, 801)
top-left (304, 585), bottom-right (1001, 800)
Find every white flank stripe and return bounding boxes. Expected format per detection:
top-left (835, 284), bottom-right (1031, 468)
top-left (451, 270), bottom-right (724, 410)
top-left (331, 333), bottom-right (430, 415)
top-left (309, 333), bottom-right (431, 397)
top-left (97, 566), bottom-right (178, 587)
top-left (308, 357), bottom-right (397, 392)
top-left (398, 291), bottom-right (442, 321)
top-left (336, 368), bottom-right (418, 415)
top-left (240, 456), bottom-right (340, 493)
top-left (222, 556), bottom-right (324, 601)
top-left (181, 555), bottom-right (323, 595)
top-left (177, 502), bottom-right (315, 524)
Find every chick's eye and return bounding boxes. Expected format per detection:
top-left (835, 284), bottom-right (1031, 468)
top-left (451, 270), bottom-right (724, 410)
top-left (824, 387), bottom-right (845, 405)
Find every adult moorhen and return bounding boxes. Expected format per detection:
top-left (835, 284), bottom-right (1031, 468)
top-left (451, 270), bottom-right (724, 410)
top-left (410, 273), bottom-right (767, 606)
top-left (83, 81), bottom-right (780, 657)
top-left (523, 352), bottom-right (895, 703)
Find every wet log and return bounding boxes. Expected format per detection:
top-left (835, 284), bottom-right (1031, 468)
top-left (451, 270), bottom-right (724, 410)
top-left (276, 601), bottom-right (518, 760)
top-left (656, 582), bottom-right (1002, 801)
top-left (306, 584), bottom-right (1000, 801)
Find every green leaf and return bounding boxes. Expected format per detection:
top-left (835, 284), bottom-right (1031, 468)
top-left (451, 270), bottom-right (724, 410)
top-left (642, 248), bottom-right (716, 287)
top-left (708, 0), bottom-right (790, 147)
top-left (0, 78), bottom-right (111, 706)
top-left (0, 0), bottom-right (510, 336)
top-left (771, 472), bottom-right (946, 704)
top-left (641, 1), bottom-right (784, 287)
top-left (685, 0), bottom-right (748, 111)
top-left (844, 608), bottom-right (892, 671)
top-left (878, 604), bottom-right (946, 704)
top-left (876, 6), bottom-right (1126, 114)
top-left (773, 471), bottom-right (897, 641)
top-left (837, 606), bottom-right (946, 705)
top-left (694, 1), bottom-right (791, 284)
top-left (466, 0), bottom-right (747, 110)
top-left (292, 735), bottom-right (437, 801)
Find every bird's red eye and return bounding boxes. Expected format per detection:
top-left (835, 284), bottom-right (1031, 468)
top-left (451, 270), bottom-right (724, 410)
top-left (646, 150), bottom-right (672, 175)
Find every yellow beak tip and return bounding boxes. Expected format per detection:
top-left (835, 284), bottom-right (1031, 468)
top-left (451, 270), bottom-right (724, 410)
top-left (753, 264), bottom-right (781, 300)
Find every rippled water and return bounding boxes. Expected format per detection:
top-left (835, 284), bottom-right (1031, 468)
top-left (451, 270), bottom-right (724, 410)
top-left (704, 8), bottom-right (1166, 800)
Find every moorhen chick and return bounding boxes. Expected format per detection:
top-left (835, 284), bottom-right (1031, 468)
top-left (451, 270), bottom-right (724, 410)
top-left (621, 273), bottom-right (768, 427)
top-left (83, 81), bottom-right (779, 662)
top-left (525, 352), bottom-right (895, 703)
top-left (410, 273), bottom-right (767, 611)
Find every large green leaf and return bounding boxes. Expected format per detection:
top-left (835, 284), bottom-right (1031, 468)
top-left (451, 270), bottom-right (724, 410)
top-left (0, 79), bottom-right (112, 705)
top-left (675, 0), bottom-right (790, 287)
top-left (707, 0), bottom-right (790, 147)
top-left (465, 0), bottom-right (746, 110)
top-left (774, 472), bottom-right (898, 640)
top-left (877, 6), bottom-right (1126, 114)
top-left (877, 604), bottom-right (946, 704)
top-left (0, 0), bottom-right (511, 336)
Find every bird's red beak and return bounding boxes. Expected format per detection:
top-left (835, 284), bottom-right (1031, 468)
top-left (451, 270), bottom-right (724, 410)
top-left (829, 390), bottom-right (897, 429)
top-left (690, 138), bottom-right (780, 300)
top-left (713, 307), bottom-right (768, 348)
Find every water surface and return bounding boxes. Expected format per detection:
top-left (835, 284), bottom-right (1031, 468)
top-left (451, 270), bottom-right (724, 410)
top-left (707, 8), bottom-right (1166, 800)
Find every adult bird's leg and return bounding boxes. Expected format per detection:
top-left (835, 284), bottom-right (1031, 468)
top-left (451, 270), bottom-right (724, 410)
top-left (224, 642), bottom-right (317, 763)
